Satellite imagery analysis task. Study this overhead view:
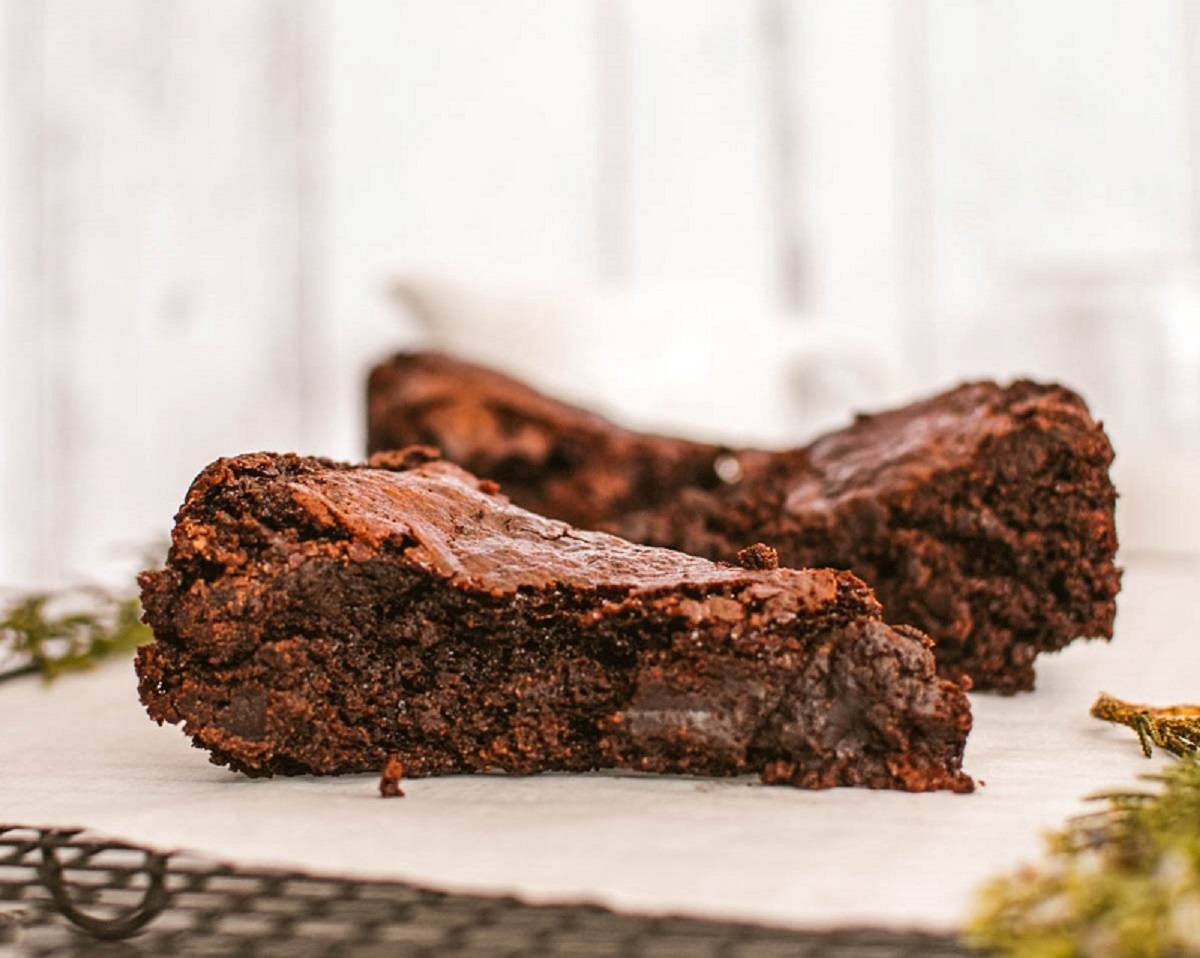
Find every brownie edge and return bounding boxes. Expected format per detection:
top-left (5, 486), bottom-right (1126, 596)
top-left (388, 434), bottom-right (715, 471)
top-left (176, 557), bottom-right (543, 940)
top-left (137, 450), bottom-right (973, 792)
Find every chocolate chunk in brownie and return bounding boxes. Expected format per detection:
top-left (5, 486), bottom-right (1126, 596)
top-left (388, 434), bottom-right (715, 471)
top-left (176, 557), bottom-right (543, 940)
top-left (137, 451), bottom-right (973, 792)
top-left (367, 352), bottom-right (1120, 693)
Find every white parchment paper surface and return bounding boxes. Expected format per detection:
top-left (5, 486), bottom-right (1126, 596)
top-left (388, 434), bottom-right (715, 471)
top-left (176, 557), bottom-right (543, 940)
top-left (2, 558), bottom-right (1195, 932)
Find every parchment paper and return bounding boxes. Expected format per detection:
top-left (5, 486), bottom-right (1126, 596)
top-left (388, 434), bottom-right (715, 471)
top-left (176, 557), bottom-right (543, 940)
top-left (2, 557), bottom-right (1195, 932)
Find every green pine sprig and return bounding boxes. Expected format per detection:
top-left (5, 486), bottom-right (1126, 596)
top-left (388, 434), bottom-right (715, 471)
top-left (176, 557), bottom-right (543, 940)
top-left (0, 587), bottom-right (152, 683)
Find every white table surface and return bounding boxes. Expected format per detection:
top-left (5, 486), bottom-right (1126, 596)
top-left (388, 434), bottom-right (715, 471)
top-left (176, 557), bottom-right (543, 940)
top-left (2, 555), bottom-right (1196, 933)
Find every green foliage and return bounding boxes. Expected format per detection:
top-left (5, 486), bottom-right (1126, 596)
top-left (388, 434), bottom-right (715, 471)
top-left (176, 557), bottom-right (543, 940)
top-left (967, 707), bottom-right (1200, 957)
top-left (0, 587), bottom-right (152, 682)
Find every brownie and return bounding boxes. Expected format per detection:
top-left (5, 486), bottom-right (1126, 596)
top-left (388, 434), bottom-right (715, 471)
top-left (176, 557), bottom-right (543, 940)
top-left (367, 352), bottom-right (738, 530)
top-left (367, 352), bottom-right (1120, 693)
top-left (136, 449), bottom-right (973, 792)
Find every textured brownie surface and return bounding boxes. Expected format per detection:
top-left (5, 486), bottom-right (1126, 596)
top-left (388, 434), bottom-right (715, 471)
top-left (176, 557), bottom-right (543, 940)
top-left (367, 352), bottom-right (1120, 693)
top-left (367, 352), bottom-right (740, 530)
top-left (137, 449), bottom-right (973, 791)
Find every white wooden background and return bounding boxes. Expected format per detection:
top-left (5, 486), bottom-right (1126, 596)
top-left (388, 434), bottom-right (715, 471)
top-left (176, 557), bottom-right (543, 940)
top-left (2, 0), bottom-right (1199, 587)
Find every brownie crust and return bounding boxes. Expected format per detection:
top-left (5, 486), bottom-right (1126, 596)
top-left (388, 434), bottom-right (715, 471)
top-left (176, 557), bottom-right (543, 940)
top-left (137, 450), bottom-right (973, 792)
top-left (367, 352), bottom-right (1121, 693)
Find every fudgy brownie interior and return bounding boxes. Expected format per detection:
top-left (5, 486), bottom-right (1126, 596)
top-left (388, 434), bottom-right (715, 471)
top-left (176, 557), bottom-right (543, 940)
top-left (137, 450), bottom-right (973, 792)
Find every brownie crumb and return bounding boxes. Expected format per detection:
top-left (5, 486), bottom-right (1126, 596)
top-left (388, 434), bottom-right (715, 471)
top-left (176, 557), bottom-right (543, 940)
top-left (367, 445), bottom-right (441, 472)
top-left (379, 755), bottom-right (405, 798)
top-left (737, 543), bottom-right (780, 570)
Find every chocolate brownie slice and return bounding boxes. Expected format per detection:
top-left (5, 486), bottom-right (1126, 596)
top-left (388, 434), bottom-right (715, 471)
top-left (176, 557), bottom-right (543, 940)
top-left (367, 352), bottom-right (736, 530)
top-left (367, 352), bottom-right (1120, 693)
top-left (136, 449), bottom-right (973, 792)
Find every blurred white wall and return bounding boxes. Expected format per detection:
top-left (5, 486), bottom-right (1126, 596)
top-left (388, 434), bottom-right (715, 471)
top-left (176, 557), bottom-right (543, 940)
top-left (2, 0), bottom-right (1199, 586)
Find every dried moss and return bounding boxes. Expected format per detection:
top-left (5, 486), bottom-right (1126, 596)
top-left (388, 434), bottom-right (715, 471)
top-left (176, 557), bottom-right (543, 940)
top-left (967, 699), bottom-right (1200, 957)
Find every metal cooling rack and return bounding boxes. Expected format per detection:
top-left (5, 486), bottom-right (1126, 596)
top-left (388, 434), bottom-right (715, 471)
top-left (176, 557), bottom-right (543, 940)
top-left (0, 825), bottom-right (972, 957)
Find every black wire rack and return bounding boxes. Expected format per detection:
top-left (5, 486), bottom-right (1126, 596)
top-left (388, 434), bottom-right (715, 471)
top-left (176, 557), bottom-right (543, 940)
top-left (0, 825), bottom-right (973, 957)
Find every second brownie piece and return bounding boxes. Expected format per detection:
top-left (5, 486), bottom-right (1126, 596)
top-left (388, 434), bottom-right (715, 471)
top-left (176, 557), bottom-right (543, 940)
top-left (367, 353), bottom-right (1120, 693)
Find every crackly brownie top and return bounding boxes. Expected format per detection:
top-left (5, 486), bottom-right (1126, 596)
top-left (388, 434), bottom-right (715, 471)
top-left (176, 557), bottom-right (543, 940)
top-left (779, 379), bottom-right (1112, 512)
top-left (171, 450), bottom-right (849, 607)
top-left (371, 352), bottom-right (620, 437)
top-left (367, 352), bottom-right (728, 475)
top-left (372, 356), bottom-right (1109, 512)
